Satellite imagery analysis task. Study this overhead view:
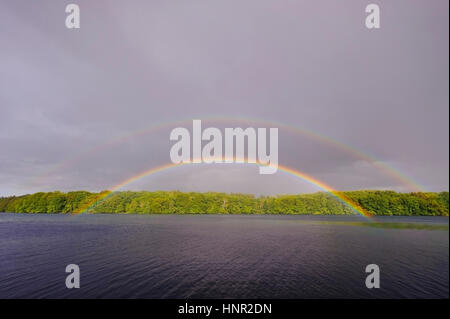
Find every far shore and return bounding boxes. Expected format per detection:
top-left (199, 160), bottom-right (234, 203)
top-left (1, 190), bottom-right (448, 217)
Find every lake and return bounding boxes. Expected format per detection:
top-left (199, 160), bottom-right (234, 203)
top-left (0, 213), bottom-right (448, 298)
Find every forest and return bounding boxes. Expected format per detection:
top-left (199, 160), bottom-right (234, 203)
top-left (0, 190), bottom-right (448, 216)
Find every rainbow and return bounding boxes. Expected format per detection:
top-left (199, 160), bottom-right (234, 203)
top-left (74, 159), bottom-right (374, 220)
top-left (31, 116), bottom-right (423, 193)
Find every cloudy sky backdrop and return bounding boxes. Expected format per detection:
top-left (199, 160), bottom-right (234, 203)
top-left (0, 0), bottom-right (448, 196)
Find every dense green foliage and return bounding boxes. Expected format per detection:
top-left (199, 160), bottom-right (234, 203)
top-left (0, 190), bottom-right (448, 216)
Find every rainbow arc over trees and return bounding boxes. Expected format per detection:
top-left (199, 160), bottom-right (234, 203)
top-left (33, 117), bottom-right (423, 193)
top-left (75, 159), bottom-right (374, 219)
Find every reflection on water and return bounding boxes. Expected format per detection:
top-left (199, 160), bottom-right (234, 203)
top-left (0, 213), bottom-right (448, 298)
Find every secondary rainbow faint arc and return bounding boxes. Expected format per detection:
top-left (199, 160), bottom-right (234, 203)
top-left (32, 116), bottom-right (423, 192)
top-left (74, 160), bottom-right (374, 219)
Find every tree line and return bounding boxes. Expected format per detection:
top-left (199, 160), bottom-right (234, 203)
top-left (0, 190), bottom-right (448, 216)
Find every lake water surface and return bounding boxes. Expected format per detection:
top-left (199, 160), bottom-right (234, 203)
top-left (0, 213), bottom-right (448, 298)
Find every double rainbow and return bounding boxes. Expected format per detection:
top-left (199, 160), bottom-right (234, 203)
top-left (32, 117), bottom-right (423, 193)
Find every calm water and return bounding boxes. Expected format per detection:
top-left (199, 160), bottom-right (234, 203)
top-left (0, 213), bottom-right (448, 299)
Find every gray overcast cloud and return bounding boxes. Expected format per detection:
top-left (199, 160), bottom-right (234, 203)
top-left (0, 0), bottom-right (448, 196)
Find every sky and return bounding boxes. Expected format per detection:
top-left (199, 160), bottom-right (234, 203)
top-left (0, 0), bottom-right (448, 196)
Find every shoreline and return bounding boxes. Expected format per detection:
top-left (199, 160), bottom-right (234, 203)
top-left (1, 211), bottom-right (450, 217)
top-left (1, 190), bottom-right (448, 216)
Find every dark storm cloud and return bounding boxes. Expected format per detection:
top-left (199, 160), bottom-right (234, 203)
top-left (0, 0), bottom-right (448, 196)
